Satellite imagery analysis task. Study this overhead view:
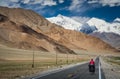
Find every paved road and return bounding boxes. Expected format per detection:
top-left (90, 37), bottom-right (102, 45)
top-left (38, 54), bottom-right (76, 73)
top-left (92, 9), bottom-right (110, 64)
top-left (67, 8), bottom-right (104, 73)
top-left (30, 57), bottom-right (105, 79)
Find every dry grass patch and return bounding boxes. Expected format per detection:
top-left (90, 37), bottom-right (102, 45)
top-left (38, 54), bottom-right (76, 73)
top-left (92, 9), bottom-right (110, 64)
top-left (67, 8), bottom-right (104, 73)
top-left (103, 56), bottom-right (120, 66)
top-left (0, 46), bottom-right (90, 79)
top-left (0, 57), bottom-right (89, 79)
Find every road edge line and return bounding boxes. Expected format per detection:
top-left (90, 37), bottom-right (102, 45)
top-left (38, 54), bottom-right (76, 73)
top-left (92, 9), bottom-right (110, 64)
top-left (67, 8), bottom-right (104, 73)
top-left (99, 57), bottom-right (102, 79)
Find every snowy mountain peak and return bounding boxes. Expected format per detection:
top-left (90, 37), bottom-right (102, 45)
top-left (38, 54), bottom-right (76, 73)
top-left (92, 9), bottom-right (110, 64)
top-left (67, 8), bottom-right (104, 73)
top-left (87, 17), bottom-right (106, 26)
top-left (47, 14), bottom-right (82, 31)
top-left (86, 17), bottom-right (120, 35)
top-left (47, 15), bottom-right (120, 35)
top-left (114, 18), bottom-right (120, 22)
top-left (57, 14), bottom-right (64, 18)
top-left (88, 17), bottom-right (104, 22)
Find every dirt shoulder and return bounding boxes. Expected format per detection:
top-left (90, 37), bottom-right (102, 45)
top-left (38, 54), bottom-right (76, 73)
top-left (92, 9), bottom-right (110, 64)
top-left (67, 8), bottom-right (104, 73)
top-left (100, 56), bottom-right (120, 79)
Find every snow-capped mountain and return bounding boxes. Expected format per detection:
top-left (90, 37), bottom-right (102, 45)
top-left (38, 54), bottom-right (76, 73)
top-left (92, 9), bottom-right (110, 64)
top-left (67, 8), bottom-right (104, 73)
top-left (47, 14), bottom-right (82, 31)
top-left (47, 15), bottom-right (120, 49)
top-left (47, 14), bottom-right (120, 35)
top-left (80, 23), bottom-right (97, 34)
top-left (86, 17), bottom-right (120, 35)
top-left (114, 18), bottom-right (120, 23)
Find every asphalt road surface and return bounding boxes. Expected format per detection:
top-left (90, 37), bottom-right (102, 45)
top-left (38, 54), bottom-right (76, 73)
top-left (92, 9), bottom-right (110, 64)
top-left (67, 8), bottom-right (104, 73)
top-left (30, 57), bottom-right (105, 79)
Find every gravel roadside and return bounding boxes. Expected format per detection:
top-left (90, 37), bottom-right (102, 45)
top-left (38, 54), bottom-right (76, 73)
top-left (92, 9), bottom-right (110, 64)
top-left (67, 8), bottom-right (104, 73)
top-left (100, 57), bottom-right (120, 79)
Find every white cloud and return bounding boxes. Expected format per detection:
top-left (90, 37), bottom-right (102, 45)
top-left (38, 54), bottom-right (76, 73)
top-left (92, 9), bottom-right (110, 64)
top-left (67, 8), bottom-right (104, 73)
top-left (71, 16), bottom-right (90, 24)
top-left (88, 0), bottom-right (120, 7)
top-left (42, 0), bottom-right (57, 6)
top-left (0, 0), bottom-right (9, 7)
top-left (69, 0), bottom-right (84, 11)
top-left (87, 0), bottom-right (98, 4)
top-left (68, 0), bottom-right (90, 13)
top-left (0, 0), bottom-right (57, 8)
top-left (59, 0), bottom-right (64, 3)
top-left (21, 0), bottom-right (30, 4)
top-left (0, 0), bottom-right (20, 8)
top-left (27, 0), bottom-right (57, 6)
top-left (68, 0), bottom-right (120, 13)
top-left (10, 0), bottom-right (19, 3)
top-left (101, 0), bottom-right (120, 7)
top-left (18, 0), bottom-right (57, 6)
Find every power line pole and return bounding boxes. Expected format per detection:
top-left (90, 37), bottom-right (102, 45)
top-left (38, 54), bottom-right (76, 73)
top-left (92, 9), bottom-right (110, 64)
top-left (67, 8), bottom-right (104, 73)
top-left (66, 52), bottom-right (68, 64)
top-left (32, 50), bottom-right (34, 68)
top-left (76, 54), bottom-right (78, 62)
top-left (56, 52), bottom-right (58, 65)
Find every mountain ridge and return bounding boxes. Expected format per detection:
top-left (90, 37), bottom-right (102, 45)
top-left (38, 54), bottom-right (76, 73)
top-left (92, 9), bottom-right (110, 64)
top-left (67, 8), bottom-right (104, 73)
top-left (0, 6), bottom-right (118, 53)
top-left (47, 15), bottom-right (120, 35)
top-left (47, 14), bottom-right (82, 31)
top-left (90, 32), bottom-right (120, 50)
top-left (0, 13), bottom-right (75, 54)
top-left (47, 14), bottom-right (120, 49)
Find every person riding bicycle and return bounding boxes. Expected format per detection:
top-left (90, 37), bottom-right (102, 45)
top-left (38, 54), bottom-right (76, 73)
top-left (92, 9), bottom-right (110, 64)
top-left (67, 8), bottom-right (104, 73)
top-left (89, 59), bottom-right (95, 72)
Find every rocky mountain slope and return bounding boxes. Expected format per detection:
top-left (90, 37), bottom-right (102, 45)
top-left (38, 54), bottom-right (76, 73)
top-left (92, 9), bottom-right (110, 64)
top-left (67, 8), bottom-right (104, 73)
top-left (0, 13), bottom-right (75, 54)
top-left (90, 32), bottom-right (120, 50)
top-left (0, 6), bottom-right (118, 53)
top-left (47, 15), bottom-right (120, 49)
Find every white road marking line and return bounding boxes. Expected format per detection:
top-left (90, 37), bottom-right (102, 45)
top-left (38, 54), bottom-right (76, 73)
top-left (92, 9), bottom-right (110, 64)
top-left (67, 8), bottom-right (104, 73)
top-left (99, 58), bottom-right (102, 79)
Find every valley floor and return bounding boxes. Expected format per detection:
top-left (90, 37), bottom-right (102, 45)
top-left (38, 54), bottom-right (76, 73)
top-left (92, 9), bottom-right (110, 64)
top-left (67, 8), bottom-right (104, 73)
top-left (0, 45), bottom-right (119, 79)
top-left (0, 45), bottom-right (91, 79)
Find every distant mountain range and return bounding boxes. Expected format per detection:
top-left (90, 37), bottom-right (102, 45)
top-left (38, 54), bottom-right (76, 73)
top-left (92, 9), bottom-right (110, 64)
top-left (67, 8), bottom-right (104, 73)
top-left (47, 14), bottom-right (120, 35)
top-left (47, 14), bottom-right (82, 31)
top-left (0, 6), bottom-right (118, 54)
top-left (47, 15), bottom-right (120, 49)
top-left (90, 32), bottom-right (120, 50)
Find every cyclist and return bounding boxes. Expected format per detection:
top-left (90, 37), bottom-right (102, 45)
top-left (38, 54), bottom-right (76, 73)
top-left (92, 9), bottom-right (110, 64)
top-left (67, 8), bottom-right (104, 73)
top-left (89, 59), bottom-right (95, 72)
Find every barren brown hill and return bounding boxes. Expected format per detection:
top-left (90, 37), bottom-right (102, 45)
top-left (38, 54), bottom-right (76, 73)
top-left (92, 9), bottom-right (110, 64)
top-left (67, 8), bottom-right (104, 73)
top-left (46, 26), bottom-right (117, 52)
top-left (0, 14), bottom-right (75, 54)
top-left (0, 6), bottom-right (118, 53)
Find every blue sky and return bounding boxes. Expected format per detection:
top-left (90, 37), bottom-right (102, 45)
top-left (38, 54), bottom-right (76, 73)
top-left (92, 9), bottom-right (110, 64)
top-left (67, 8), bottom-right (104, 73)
top-left (0, 0), bottom-right (120, 22)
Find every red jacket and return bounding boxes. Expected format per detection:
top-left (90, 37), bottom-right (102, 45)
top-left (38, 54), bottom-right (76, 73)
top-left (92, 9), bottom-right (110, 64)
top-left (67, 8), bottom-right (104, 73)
top-left (89, 59), bottom-right (95, 65)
